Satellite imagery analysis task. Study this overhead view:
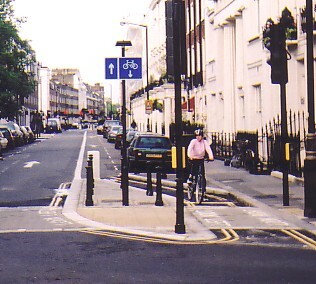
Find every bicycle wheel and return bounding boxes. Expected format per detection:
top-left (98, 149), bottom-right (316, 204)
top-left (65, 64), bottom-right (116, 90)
top-left (187, 182), bottom-right (195, 202)
top-left (195, 175), bottom-right (205, 204)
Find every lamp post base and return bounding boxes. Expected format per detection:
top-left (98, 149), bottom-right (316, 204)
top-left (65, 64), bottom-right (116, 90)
top-left (304, 133), bottom-right (316, 217)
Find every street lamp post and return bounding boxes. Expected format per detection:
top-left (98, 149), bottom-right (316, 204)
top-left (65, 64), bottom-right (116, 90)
top-left (116, 40), bottom-right (132, 206)
top-left (304, 0), bottom-right (316, 217)
top-left (120, 21), bottom-right (150, 131)
top-left (173, 0), bottom-right (186, 234)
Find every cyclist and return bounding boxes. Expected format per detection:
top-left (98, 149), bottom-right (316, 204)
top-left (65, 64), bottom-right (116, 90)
top-left (187, 129), bottom-right (214, 184)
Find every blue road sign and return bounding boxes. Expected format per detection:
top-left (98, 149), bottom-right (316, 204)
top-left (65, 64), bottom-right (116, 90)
top-left (105, 58), bottom-right (118, 79)
top-left (119, 57), bottom-right (142, 80)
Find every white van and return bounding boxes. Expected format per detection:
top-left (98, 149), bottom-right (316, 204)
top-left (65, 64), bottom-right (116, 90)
top-left (46, 118), bottom-right (62, 133)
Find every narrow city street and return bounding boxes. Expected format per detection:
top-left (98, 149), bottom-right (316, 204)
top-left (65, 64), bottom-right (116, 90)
top-left (0, 129), bottom-right (316, 283)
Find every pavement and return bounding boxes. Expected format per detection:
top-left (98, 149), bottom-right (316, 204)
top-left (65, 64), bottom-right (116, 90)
top-left (62, 158), bottom-right (316, 242)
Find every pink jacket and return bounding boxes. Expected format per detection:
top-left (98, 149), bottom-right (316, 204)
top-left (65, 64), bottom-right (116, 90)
top-left (187, 139), bottom-right (214, 160)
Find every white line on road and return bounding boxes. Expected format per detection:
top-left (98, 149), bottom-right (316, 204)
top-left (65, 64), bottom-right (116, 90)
top-left (74, 130), bottom-right (87, 179)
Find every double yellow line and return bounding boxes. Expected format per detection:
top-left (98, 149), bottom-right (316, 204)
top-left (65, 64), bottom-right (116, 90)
top-left (81, 228), bottom-right (240, 245)
top-left (281, 229), bottom-right (316, 250)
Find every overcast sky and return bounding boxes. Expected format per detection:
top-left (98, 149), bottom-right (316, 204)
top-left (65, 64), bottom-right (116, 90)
top-left (13, 0), bottom-right (151, 90)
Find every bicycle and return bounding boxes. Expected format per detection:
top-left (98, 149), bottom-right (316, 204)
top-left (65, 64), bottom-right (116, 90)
top-left (122, 60), bottom-right (138, 70)
top-left (187, 160), bottom-right (208, 204)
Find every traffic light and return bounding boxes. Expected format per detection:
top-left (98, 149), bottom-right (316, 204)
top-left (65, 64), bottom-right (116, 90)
top-left (268, 24), bottom-right (288, 84)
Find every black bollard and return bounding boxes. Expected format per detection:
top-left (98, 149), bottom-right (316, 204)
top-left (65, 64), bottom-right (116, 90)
top-left (146, 162), bottom-right (153, 196)
top-left (85, 165), bottom-right (94, 206)
top-left (87, 154), bottom-right (94, 193)
top-left (155, 166), bottom-right (164, 206)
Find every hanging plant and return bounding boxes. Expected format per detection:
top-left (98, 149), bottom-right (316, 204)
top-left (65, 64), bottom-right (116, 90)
top-left (280, 7), bottom-right (297, 40)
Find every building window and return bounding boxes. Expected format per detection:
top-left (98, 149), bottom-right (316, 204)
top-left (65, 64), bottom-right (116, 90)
top-left (254, 84), bottom-right (262, 113)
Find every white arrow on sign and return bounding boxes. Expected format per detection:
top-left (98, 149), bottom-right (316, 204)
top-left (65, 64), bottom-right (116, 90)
top-left (24, 161), bottom-right (40, 168)
top-left (128, 70), bottom-right (133, 78)
top-left (109, 63), bottom-right (115, 75)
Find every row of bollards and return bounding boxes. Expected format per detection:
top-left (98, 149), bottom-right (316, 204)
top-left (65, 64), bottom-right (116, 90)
top-left (146, 165), bottom-right (164, 206)
top-left (85, 154), bottom-right (94, 206)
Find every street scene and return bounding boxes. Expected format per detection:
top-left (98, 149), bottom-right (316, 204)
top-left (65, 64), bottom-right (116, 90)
top-left (1, 0), bottom-right (316, 283)
top-left (0, 129), bottom-right (316, 283)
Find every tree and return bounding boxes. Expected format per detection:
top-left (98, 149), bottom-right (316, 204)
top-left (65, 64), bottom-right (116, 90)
top-left (0, 0), bottom-right (36, 120)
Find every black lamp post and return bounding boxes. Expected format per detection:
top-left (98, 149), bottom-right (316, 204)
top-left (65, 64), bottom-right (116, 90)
top-left (120, 21), bottom-right (150, 132)
top-left (303, 0), bottom-right (316, 217)
top-left (172, 0), bottom-right (186, 234)
top-left (116, 40), bottom-right (132, 206)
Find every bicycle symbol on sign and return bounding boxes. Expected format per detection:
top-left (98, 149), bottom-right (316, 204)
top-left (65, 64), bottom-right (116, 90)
top-left (122, 60), bottom-right (139, 70)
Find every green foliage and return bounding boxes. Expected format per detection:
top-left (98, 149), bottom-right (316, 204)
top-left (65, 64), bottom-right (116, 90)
top-left (152, 99), bottom-right (163, 112)
top-left (280, 7), bottom-right (297, 40)
top-left (0, 0), bottom-right (36, 120)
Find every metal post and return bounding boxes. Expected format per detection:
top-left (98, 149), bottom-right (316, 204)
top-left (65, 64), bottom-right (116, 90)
top-left (145, 26), bottom-right (151, 132)
top-left (173, 0), bottom-right (185, 234)
top-left (116, 40), bottom-right (132, 206)
top-left (85, 165), bottom-right (94, 206)
top-left (87, 154), bottom-right (94, 192)
top-left (121, 48), bottom-right (129, 206)
top-left (146, 167), bottom-right (153, 196)
top-left (155, 167), bottom-right (164, 206)
top-left (280, 83), bottom-right (289, 206)
top-left (304, 0), bottom-right (316, 217)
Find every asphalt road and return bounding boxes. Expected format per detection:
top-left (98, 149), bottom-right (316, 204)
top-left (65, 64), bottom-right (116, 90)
top-left (1, 231), bottom-right (316, 283)
top-left (0, 130), bottom-right (82, 206)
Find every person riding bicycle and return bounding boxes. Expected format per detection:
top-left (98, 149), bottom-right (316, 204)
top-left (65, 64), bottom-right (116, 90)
top-left (187, 129), bottom-right (214, 185)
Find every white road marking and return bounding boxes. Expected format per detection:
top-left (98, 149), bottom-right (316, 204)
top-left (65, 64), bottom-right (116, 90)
top-left (24, 161), bottom-right (40, 168)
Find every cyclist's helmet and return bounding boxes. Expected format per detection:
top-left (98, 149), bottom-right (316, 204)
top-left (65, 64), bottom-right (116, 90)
top-left (194, 129), bottom-right (204, 136)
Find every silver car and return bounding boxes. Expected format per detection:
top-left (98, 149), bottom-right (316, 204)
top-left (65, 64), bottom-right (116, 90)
top-left (0, 132), bottom-right (8, 150)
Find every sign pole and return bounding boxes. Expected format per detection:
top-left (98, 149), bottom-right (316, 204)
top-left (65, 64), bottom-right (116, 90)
top-left (115, 41), bottom-right (132, 206)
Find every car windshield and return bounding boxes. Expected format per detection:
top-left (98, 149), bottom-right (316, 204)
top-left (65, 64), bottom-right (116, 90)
top-left (111, 126), bottom-right (121, 132)
top-left (137, 137), bottom-right (171, 149)
top-left (105, 120), bottom-right (120, 127)
top-left (48, 121), bottom-right (57, 126)
top-left (126, 132), bottom-right (136, 141)
top-left (0, 123), bottom-right (15, 131)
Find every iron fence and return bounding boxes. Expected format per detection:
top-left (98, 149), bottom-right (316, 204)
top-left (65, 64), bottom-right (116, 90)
top-left (209, 110), bottom-right (307, 177)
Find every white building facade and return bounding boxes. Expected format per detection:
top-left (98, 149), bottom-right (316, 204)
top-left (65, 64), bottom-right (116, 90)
top-left (126, 0), bottom-right (314, 146)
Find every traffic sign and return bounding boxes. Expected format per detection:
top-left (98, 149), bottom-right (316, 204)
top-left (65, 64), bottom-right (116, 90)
top-left (105, 57), bottom-right (142, 80)
top-left (119, 58), bottom-right (142, 79)
top-left (145, 99), bottom-right (152, 114)
top-left (105, 58), bottom-right (118, 79)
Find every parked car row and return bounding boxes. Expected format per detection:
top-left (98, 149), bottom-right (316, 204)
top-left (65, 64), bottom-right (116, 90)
top-left (97, 124), bottom-right (173, 174)
top-left (0, 121), bottom-right (36, 153)
top-left (96, 120), bottom-right (121, 137)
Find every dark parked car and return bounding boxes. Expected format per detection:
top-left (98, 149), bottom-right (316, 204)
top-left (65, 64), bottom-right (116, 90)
top-left (0, 122), bottom-right (24, 146)
top-left (0, 127), bottom-right (15, 149)
top-left (127, 134), bottom-right (173, 173)
top-left (107, 126), bottom-right (123, 143)
top-left (114, 128), bottom-right (135, 149)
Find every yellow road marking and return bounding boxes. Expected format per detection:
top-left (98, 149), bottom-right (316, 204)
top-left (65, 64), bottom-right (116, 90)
top-left (80, 228), bottom-right (239, 245)
top-left (281, 229), bottom-right (316, 250)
